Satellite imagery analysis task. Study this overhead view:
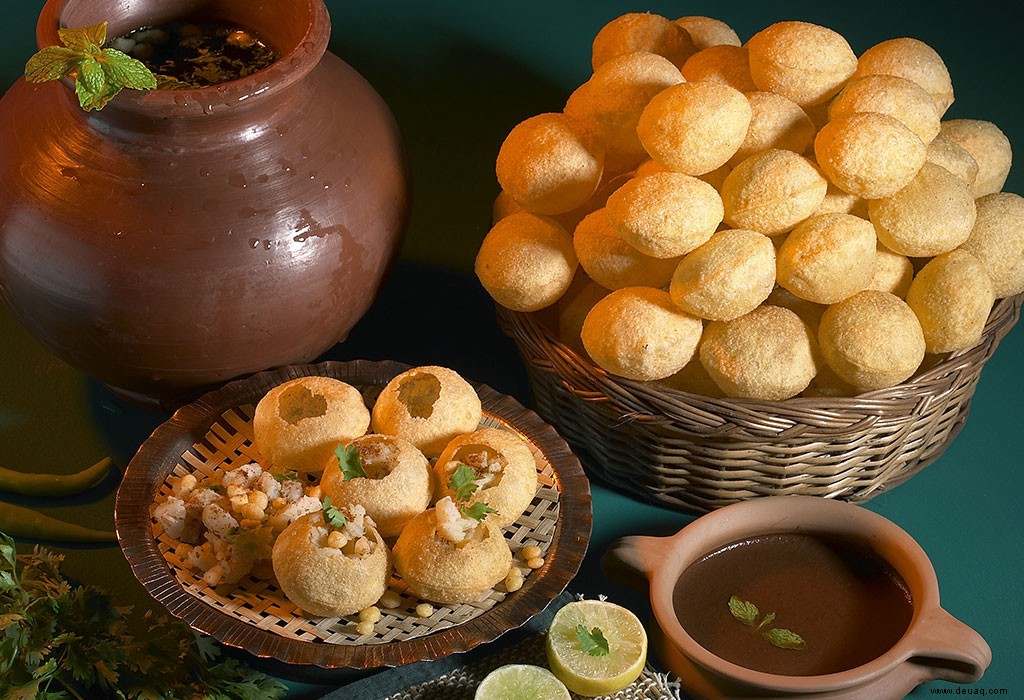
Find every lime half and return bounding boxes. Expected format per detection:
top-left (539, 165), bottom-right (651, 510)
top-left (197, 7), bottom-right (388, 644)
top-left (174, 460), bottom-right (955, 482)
top-left (475, 664), bottom-right (571, 700)
top-left (545, 599), bottom-right (648, 697)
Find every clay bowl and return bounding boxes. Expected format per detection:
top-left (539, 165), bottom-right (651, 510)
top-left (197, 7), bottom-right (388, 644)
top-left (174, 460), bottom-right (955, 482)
top-left (603, 496), bottom-right (990, 699)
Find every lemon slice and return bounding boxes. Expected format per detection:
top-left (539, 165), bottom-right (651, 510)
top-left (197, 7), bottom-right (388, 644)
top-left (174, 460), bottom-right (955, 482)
top-left (475, 664), bottom-right (571, 700)
top-left (545, 599), bottom-right (648, 696)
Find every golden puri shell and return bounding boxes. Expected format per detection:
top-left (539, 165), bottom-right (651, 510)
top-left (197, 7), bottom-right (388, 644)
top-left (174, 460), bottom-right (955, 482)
top-left (253, 376), bottom-right (370, 474)
top-left (434, 427), bottom-right (539, 528)
top-left (271, 511), bottom-right (390, 618)
top-left (392, 509), bottom-right (512, 605)
top-left (320, 434), bottom-right (433, 538)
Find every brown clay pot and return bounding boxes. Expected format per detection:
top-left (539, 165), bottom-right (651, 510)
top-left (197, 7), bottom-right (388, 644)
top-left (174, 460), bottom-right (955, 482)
top-left (0, 0), bottom-right (409, 407)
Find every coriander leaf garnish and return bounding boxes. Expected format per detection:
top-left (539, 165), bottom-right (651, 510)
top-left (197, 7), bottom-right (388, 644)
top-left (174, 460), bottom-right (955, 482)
top-left (763, 627), bottom-right (807, 650)
top-left (575, 624), bottom-right (610, 657)
top-left (729, 595), bottom-right (806, 651)
top-left (271, 469), bottom-right (299, 482)
top-left (460, 502), bottom-right (498, 522)
top-left (24, 22), bottom-right (157, 111)
top-left (448, 463), bottom-right (480, 503)
top-left (335, 443), bottom-right (366, 481)
top-left (322, 497), bottom-right (348, 528)
top-left (0, 531), bottom-right (286, 698)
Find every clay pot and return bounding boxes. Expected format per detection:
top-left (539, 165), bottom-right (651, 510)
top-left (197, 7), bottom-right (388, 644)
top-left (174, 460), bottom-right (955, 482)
top-left (604, 496), bottom-right (991, 699)
top-left (0, 0), bottom-right (409, 407)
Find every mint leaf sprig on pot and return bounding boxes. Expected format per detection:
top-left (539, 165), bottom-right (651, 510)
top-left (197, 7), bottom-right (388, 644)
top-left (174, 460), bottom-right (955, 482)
top-left (24, 22), bottom-right (157, 111)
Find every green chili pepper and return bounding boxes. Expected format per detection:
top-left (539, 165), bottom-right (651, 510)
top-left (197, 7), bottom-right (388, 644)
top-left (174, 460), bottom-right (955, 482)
top-left (0, 501), bottom-right (116, 543)
top-left (0, 456), bottom-right (112, 497)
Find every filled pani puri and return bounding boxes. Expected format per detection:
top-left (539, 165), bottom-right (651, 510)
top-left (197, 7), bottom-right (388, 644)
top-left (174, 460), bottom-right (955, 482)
top-left (680, 45), bottom-right (756, 92)
top-left (818, 290), bottom-right (925, 392)
top-left (371, 365), bottom-right (482, 458)
top-left (720, 149), bottom-right (827, 236)
top-left (776, 213), bottom-right (877, 304)
top-left (937, 119), bottom-right (1013, 198)
top-left (591, 12), bottom-right (695, 71)
top-left (320, 434), bottom-right (433, 538)
top-left (828, 74), bottom-right (941, 145)
top-left (475, 211), bottom-right (577, 312)
top-left (673, 15), bottom-right (741, 51)
top-left (581, 287), bottom-right (703, 381)
top-left (392, 505), bottom-right (513, 604)
top-left (814, 111), bottom-right (926, 199)
top-left (958, 192), bottom-right (1024, 298)
top-left (906, 250), bottom-right (995, 353)
top-left (253, 376), bottom-right (370, 474)
top-left (271, 506), bottom-right (389, 618)
top-left (729, 91), bottom-right (815, 168)
top-left (495, 113), bottom-right (604, 215)
top-left (853, 37), bottom-right (954, 115)
top-left (637, 81), bottom-right (752, 176)
top-left (605, 171), bottom-right (724, 258)
top-left (669, 228), bottom-right (776, 321)
top-left (868, 162), bottom-right (976, 257)
top-left (434, 427), bottom-right (539, 529)
top-left (745, 21), bottom-right (857, 107)
top-left (699, 305), bottom-right (819, 400)
top-left (565, 51), bottom-right (683, 159)
top-left (574, 208), bottom-right (680, 289)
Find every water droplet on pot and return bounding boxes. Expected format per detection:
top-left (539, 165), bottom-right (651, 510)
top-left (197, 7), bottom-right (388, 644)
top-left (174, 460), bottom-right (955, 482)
top-left (263, 240), bottom-right (272, 250)
top-left (248, 238), bottom-right (260, 249)
top-left (300, 144), bottom-right (312, 159)
top-left (324, 182), bottom-right (332, 190)
top-left (228, 173), bottom-right (247, 188)
top-left (256, 174), bottom-right (269, 183)
top-left (344, 176), bottom-right (352, 187)
top-left (290, 57), bottom-right (301, 68)
top-left (202, 103), bottom-right (215, 115)
top-left (199, 166), bottom-right (211, 177)
top-left (60, 167), bottom-right (79, 179)
top-left (113, 230), bottom-right (126, 238)
top-left (302, 41), bottom-right (315, 52)
top-left (276, 124), bottom-right (288, 136)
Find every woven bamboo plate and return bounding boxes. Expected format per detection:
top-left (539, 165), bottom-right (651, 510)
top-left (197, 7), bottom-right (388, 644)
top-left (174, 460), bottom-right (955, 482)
top-left (496, 294), bottom-right (1022, 514)
top-left (115, 359), bottom-right (592, 669)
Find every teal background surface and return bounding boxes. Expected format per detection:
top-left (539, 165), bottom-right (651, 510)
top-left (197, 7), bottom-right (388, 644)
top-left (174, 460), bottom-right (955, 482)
top-left (0, 1), bottom-right (1021, 698)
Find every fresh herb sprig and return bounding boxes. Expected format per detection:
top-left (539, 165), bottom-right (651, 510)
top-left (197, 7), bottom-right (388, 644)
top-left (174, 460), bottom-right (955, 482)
top-left (575, 624), bottom-right (610, 657)
top-left (447, 463), bottom-right (498, 522)
top-left (335, 444), bottom-right (366, 481)
top-left (322, 497), bottom-right (348, 529)
top-left (0, 532), bottom-right (286, 699)
top-left (728, 595), bottom-right (807, 650)
top-left (24, 22), bottom-right (157, 111)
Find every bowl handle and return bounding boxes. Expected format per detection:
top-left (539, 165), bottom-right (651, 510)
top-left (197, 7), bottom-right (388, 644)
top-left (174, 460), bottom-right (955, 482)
top-left (906, 607), bottom-right (992, 684)
top-left (601, 535), bottom-right (671, 592)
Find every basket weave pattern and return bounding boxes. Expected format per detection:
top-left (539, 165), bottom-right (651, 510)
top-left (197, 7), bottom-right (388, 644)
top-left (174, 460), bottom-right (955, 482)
top-left (497, 294), bottom-right (1022, 513)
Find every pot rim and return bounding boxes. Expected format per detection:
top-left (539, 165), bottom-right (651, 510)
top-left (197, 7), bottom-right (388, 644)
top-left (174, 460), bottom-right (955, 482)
top-left (648, 495), bottom-right (940, 694)
top-left (34, 0), bottom-right (330, 118)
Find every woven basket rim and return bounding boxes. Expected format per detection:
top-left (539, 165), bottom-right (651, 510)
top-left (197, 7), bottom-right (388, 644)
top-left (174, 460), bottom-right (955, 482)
top-left (496, 293), bottom-right (1023, 438)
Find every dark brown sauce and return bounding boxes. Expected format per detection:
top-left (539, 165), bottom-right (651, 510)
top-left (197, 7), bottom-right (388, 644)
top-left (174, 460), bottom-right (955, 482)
top-left (672, 532), bottom-right (913, 676)
top-left (110, 19), bottom-right (278, 89)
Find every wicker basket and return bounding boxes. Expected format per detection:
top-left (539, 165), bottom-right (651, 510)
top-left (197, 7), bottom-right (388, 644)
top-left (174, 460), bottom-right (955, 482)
top-left (496, 294), bottom-right (1023, 513)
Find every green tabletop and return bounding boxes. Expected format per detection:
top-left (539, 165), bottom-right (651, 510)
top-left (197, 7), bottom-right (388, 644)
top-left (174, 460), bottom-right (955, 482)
top-left (1, 1), bottom-right (1021, 698)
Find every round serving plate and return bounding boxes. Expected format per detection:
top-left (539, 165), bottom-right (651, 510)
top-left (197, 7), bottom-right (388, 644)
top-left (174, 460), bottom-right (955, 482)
top-left (115, 359), bottom-right (592, 669)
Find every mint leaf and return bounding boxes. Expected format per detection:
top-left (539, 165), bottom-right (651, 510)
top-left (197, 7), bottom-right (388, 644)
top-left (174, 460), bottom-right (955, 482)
top-left (575, 624), bottom-right (610, 657)
top-left (322, 497), bottom-right (348, 529)
top-left (78, 57), bottom-right (106, 95)
top-left (24, 46), bottom-right (81, 82)
top-left (23, 21), bottom-right (156, 111)
top-left (58, 22), bottom-right (107, 52)
top-left (448, 463), bottom-right (479, 503)
top-left (460, 502), bottom-right (498, 522)
top-left (763, 628), bottom-right (807, 650)
top-left (728, 596), bottom-right (759, 627)
top-left (755, 611), bottom-right (776, 632)
top-left (100, 48), bottom-right (157, 90)
top-left (335, 444), bottom-right (365, 481)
